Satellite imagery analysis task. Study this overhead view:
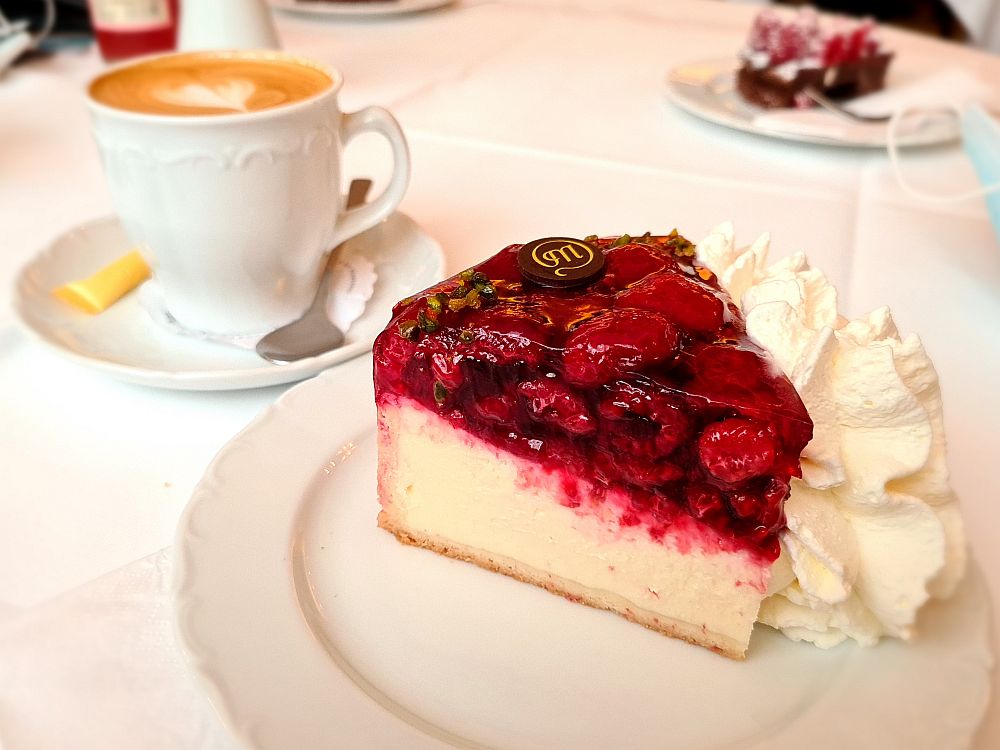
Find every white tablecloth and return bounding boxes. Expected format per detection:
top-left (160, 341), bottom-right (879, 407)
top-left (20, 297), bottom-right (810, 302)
top-left (1, 1), bottom-right (998, 747)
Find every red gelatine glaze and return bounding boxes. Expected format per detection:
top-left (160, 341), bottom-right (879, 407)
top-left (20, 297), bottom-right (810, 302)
top-left (373, 234), bottom-right (813, 562)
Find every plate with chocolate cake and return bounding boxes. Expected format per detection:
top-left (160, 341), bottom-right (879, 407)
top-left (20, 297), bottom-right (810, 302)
top-left (665, 9), bottom-right (960, 148)
top-left (269, 0), bottom-right (454, 18)
top-left (174, 227), bottom-right (992, 749)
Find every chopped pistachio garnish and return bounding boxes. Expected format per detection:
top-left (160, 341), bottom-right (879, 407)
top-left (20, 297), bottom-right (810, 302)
top-left (447, 285), bottom-right (484, 312)
top-left (428, 292), bottom-right (451, 314)
top-left (470, 272), bottom-right (495, 296)
top-left (449, 283), bottom-right (468, 299)
top-left (433, 381), bottom-right (448, 405)
top-left (459, 269), bottom-right (475, 283)
top-left (664, 228), bottom-right (695, 257)
top-left (583, 234), bottom-right (598, 243)
top-left (595, 231), bottom-right (694, 257)
top-left (459, 329), bottom-right (475, 343)
top-left (417, 308), bottom-right (439, 333)
top-left (398, 320), bottom-right (419, 340)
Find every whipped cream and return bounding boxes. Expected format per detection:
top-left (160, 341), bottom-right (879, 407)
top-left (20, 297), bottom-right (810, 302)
top-left (697, 222), bottom-right (966, 648)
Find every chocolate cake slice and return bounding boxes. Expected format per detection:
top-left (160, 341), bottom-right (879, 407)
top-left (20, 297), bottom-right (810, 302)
top-left (373, 233), bottom-right (813, 659)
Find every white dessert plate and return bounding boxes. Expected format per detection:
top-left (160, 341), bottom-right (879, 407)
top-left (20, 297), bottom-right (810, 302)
top-left (12, 214), bottom-right (443, 391)
top-left (174, 355), bottom-right (993, 750)
top-left (665, 57), bottom-right (960, 148)
top-left (269, 0), bottom-right (454, 18)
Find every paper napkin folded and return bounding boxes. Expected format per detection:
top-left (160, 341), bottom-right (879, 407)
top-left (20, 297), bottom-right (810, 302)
top-left (846, 66), bottom-right (998, 116)
top-left (0, 549), bottom-right (241, 750)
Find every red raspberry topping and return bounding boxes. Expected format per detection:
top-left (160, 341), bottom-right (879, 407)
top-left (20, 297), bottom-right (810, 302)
top-left (518, 378), bottom-right (596, 435)
top-left (462, 310), bottom-right (548, 367)
top-left (698, 418), bottom-right (777, 484)
top-left (748, 10), bottom-right (781, 53)
top-left (685, 484), bottom-right (725, 521)
top-left (373, 233), bottom-right (813, 560)
top-left (616, 273), bottom-right (726, 332)
top-left (726, 491), bottom-right (764, 520)
top-left (474, 394), bottom-right (516, 424)
top-left (621, 461), bottom-right (685, 490)
top-left (599, 381), bottom-right (690, 456)
top-left (563, 309), bottom-right (679, 387)
top-left (746, 9), bottom-right (883, 68)
top-left (771, 23), bottom-right (808, 65)
top-left (429, 350), bottom-right (464, 389)
top-left (822, 31), bottom-right (846, 66)
top-left (375, 331), bottom-right (417, 389)
top-left (600, 243), bottom-right (675, 290)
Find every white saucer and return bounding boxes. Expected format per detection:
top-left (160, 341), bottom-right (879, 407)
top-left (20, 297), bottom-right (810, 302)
top-left (12, 214), bottom-right (444, 391)
top-left (269, 0), bottom-right (454, 18)
top-left (174, 355), bottom-right (993, 750)
top-left (665, 58), bottom-right (960, 149)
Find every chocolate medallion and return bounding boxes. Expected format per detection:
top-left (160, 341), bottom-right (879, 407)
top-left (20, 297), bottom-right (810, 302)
top-left (517, 237), bottom-right (604, 288)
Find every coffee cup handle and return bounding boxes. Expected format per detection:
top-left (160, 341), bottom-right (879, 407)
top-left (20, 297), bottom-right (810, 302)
top-left (329, 106), bottom-right (411, 248)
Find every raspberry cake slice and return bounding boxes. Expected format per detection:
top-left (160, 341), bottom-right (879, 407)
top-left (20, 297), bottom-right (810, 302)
top-left (373, 233), bottom-right (812, 659)
top-left (737, 9), bottom-right (893, 110)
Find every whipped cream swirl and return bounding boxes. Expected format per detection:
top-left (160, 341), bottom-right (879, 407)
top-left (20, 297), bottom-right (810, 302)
top-left (697, 223), bottom-right (966, 647)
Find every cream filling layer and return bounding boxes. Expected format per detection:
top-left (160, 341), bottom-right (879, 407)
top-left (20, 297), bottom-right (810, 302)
top-left (377, 397), bottom-right (771, 656)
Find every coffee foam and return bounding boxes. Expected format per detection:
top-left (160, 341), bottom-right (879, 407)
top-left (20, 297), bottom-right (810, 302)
top-left (90, 52), bottom-right (332, 116)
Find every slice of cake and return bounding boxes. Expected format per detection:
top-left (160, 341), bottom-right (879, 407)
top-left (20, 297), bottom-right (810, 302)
top-left (736, 9), bottom-right (893, 110)
top-left (373, 233), bottom-right (813, 659)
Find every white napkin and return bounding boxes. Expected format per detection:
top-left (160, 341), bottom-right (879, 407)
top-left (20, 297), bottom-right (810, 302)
top-left (140, 251), bottom-right (377, 351)
top-left (751, 67), bottom-right (995, 141)
top-left (846, 66), bottom-right (998, 116)
top-left (0, 550), bottom-right (240, 750)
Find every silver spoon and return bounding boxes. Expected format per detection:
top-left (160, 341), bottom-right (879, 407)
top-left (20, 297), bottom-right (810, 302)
top-left (802, 85), bottom-right (960, 125)
top-left (802, 86), bottom-right (892, 123)
top-left (256, 178), bottom-right (372, 364)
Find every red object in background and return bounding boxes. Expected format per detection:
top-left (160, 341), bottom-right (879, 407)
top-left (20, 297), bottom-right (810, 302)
top-left (87, 0), bottom-right (180, 62)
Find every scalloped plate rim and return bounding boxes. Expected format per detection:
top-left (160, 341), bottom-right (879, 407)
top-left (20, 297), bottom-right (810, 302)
top-left (11, 214), bottom-right (444, 391)
top-left (268, 0), bottom-right (455, 18)
top-left (171, 356), bottom-right (994, 750)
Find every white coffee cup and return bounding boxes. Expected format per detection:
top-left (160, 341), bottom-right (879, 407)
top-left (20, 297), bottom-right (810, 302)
top-left (86, 50), bottom-right (410, 336)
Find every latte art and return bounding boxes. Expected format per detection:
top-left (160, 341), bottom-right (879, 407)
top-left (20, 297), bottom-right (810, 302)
top-left (90, 52), bottom-right (332, 116)
top-left (153, 79), bottom-right (257, 113)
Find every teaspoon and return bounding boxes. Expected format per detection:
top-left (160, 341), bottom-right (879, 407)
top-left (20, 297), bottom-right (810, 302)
top-left (255, 178), bottom-right (372, 364)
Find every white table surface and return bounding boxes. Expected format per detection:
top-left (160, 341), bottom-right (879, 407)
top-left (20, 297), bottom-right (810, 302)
top-left (0, 1), bottom-right (997, 747)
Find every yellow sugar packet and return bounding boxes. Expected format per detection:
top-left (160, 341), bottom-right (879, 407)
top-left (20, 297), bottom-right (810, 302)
top-left (52, 249), bottom-right (151, 314)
